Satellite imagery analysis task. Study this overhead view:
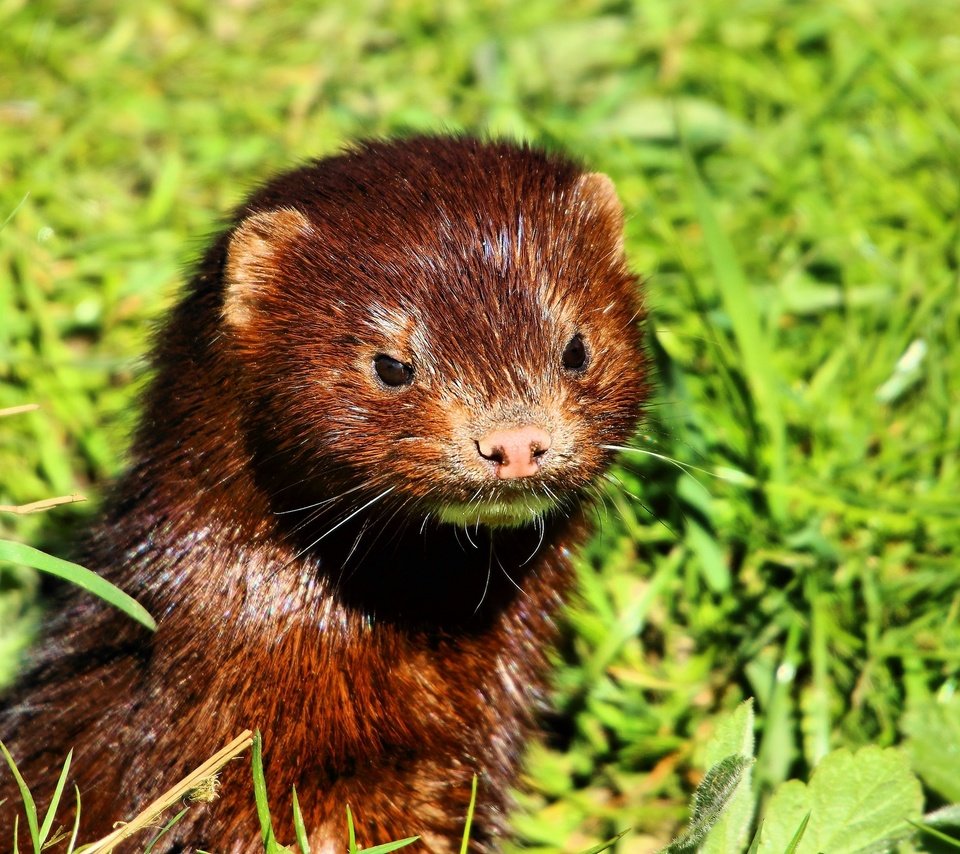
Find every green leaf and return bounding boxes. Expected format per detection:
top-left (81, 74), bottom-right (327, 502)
top-left (345, 804), bottom-right (418, 854)
top-left (0, 540), bottom-right (155, 631)
top-left (596, 97), bottom-right (748, 149)
top-left (699, 700), bottom-right (756, 854)
top-left (576, 829), bottom-right (630, 854)
top-left (460, 775), bottom-right (477, 854)
top-left (659, 754), bottom-right (752, 853)
top-left (0, 740), bottom-right (39, 850)
top-left (910, 820), bottom-right (960, 850)
top-left (143, 807), bottom-right (190, 854)
top-left (903, 694), bottom-right (960, 802)
top-left (782, 813), bottom-right (810, 854)
top-left (292, 786), bottom-right (311, 854)
top-left (756, 747), bottom-right (922, 853)
top-left (347, 806), bottom-right (357, 854)
top-left (66, 786), bottom-right (81, 854)
top-left (745, 822), bottom-right (763, 854)
top-left (38, 749), bottom-right (72, 845)
top-left (356, 838), bottom-right (420, 854)
top-left (685, 154), bottom-right (787, 520)
top-left (251, 731), bottom-right (279, 853)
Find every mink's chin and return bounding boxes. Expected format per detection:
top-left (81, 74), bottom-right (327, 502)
top-left (435, 494), bottom-right (559, 528)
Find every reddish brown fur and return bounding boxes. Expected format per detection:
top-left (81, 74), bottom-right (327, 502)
top-left (0, 137), bottom-right (646, 852)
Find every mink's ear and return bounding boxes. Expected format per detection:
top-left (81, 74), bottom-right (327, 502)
top-left (575, 172), bottom-right (625, 255)
top-left (223, 208), bottom-right (313, 330)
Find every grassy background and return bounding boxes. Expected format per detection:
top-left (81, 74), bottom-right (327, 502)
top-left (2, 0), bottom-right (959, 851)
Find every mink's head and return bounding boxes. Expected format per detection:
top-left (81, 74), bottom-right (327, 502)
top-left (219, 136), bottom-right (646, 528)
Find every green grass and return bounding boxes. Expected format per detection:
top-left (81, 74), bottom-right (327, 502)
top-left (2, 0), bottom-right (959, 851)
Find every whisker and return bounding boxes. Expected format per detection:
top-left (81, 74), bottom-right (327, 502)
top-left (292, 487), bottom-right (396, 561)
top-left (274, 483), bottom-right (367, 515)
top-left (603, 472), bottom-right (679, 540)
top-left (520, 507), bottom-right (546, 567)
top-left (601, 443), bottom-right (746, 488)
top-left (494, 547), bottom-right (525, 595)
top-left (341, 494), bottom-right (418, 581)
top-left (474, 539), bottom-right (494, 614)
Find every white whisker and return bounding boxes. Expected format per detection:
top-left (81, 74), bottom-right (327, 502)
top-left (600, 443), bottom-right (745, 487)
top-left (293, 487), bottom-right (395, 560)
top-left (474, 539), bottom-right (494, 614)
top-left (275, 483), bottom-right (367, 515)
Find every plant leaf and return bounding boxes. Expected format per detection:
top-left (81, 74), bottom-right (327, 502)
top-left (909, 820), bottom-right (960, 850)
top-left (576, 829), bottom-right (630, 854)
top-left (38, 749), bottom-right (72, 845)
top-left (251, 731), bottom-right (278, 853)
top-left (755, 747), bottom-right (922, 853)
top-left (356, 838), bottom-right (420, 854)
top-left (0, 741), bottom-right (39, 849)
top-left (66, 786), bottom-right (81, 854)
top-left (903, 693), bottom-right (960, 802)
top-left (745, 822), bottom-right (763, 854)
top-left (292, 786), bottom-right (311, 854)
top-left (143, 807), bottom-right (189, 854)
top-left (782, 812), bottom-right (810, 854)
top-left (346, 806), bottom-right (357, 854)
top-left (685, 153), bottom-right (787, 519)
top-left (0, 540), bottom-right (155, 631)
top-left (659, 754), bottom-right (752, 853)
top-left (459, 775), bottom-right (477, 854)
top-left (699, 699), bottom-right (756, 854)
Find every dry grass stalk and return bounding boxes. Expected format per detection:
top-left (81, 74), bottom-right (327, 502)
top-left (81, 729), bottom-right (254, 853)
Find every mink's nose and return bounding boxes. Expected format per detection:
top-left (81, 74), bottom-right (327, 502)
top-left (476, 426), bottom-right (552, 479)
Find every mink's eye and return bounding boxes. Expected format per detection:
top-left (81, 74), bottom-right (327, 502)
top-left (374, 354), bottom-right (414, 387)
top-left (561, 334), bottom-right (588, 372)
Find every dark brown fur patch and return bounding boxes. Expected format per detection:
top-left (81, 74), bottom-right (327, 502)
top-left (0, 136), bottom-right (647, 852)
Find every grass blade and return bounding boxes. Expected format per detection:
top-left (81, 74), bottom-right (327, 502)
top-left (684, 151), bottom-right (787, 518)
top-left (782, 812), bottom-right (810, 854)
top-left (459, 775), bottom-right (477, 854)
top-left (357, 838), bottom-right (420, 854)
top-left (346, 806), bottom-right (357, 853)
top-left (577, 829), bottom-right (630, 853)
top-left (0, 540), bottom-right (155, 631)
top-left (251, 731), bottom-right (277, 852)
top-left (38, 749), bottom-right (72, 844)
top-left (66, 786), bottom-right (81, 854)
top-left (0, 741), bottom-right (39, 849)
top-left (909, 820), bottom-right (960, 850)
top-left (143, 807), bottom-right (190, 853)
top-left (292, 786), bottom-right (310, 854)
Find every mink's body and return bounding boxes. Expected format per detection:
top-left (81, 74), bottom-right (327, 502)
top-left (0, 137), bottom-right (646, 852)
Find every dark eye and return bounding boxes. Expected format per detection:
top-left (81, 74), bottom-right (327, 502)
top-left (562, 334), bottom-right (588, 372)
top-left (374, 354), bottom-right (414, 387)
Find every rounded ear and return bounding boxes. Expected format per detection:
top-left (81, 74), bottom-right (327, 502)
top-left (223, 207), bottom-right (313, 330)
top-left (575, 172), bottom-right (625, 255)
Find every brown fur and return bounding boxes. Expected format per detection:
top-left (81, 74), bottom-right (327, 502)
top-left (0, 136), bottom-right (646, 852)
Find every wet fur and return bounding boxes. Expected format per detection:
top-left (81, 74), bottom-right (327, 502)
top-left (0, 137), bottom-right (646, 852)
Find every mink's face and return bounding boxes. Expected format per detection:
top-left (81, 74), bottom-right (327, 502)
top-left (222, 144), bottom-right (647, 528)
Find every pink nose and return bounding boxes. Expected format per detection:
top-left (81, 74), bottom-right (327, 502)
top-left (476, 426), bottom-right (552, 479)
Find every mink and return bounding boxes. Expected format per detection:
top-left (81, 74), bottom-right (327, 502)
top-left (0, 136), bottom-right (647, 852)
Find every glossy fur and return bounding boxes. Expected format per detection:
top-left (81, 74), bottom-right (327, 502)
top-left (0, 137), bottom-right (647, 852)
